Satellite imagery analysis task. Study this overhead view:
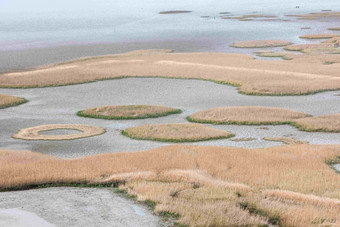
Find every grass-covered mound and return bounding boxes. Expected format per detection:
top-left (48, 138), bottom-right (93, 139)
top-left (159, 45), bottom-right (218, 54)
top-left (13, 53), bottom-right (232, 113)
top-left (77, 105), bottom-right (181, 120)
top-left (188, 106), bottom-right (309, 125)
top-left (231, 40), bottom-right (291, 48)
top-left (1, 144), bottom-right (340, 226)
top-left (0, 94), bottom-right (27, 109)
top-left (293, 113), bottom-right (340, 132)
top-left (122, 123), bottom-right (233, 142)
top-left (13, 124), bottom-right (105, 140)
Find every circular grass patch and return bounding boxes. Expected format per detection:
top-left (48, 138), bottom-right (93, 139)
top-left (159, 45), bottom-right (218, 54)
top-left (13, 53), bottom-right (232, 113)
top-left (187, 106), bottom-right (309, 125)
top-left (77, 105), bottom-right (181, 120)
top-left (0, 94), bottom-right (27, 109)
top-left (13, 124), bottom-right (105, 140)
top-left (122, 123), bottom-right (233, 142)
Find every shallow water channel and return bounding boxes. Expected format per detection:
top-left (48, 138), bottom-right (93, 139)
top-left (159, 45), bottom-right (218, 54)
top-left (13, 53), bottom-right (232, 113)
top-left (1, 77), bottom-right (339, 158)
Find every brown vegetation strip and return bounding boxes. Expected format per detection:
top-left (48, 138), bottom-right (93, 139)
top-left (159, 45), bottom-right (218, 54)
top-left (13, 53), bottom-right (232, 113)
top-left (286, 11), bottom-right (340, 20)
top-left (284, 43), bottom-right (337, 51)
top-left (329, 27), bottom-right (340, 31)
top-left (78, 105), bottom-right (181, 120)
top-left (231, 40), bottom-right (291, 48)
top-left (293, 113), bottom-right (340, 132)
top-left (13, 124), bottom-right (105, 140)
top-left (263, 137), bottom-right (308, 145)
top-left (1, 144), bottom-right (340, 226)
top-left (122, 123), bottom-right (233, 142)
top-left (0, 94), bottom-right (27, 109)
top-left (159, 10), bottom-right (192, 14)
top-left (188, 106), bottom-right (309, 125)
top-left (2, 50), bottom-right (340, 95)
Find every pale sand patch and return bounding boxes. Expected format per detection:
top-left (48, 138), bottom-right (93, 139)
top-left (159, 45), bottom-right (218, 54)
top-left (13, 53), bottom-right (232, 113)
top-left (0, 208), bottom-right (55, 227)
top-left (1, 144), bottom-right (340, 226)
top-left (0, 94), bottom-right (27, 109)
top-left (13, 124), bottom-right (105, 140)
top-left (2, 50), bottom-right (340, 95)
top-left (293, 113), bottom-right (340, 132)
top-left (122, 123), bottom-right (233, 142)
top-left (86, 59), bottom-right (145, 66)
top-left (5, 65), bottom-right (79, 77)
top-left (78, 105), bottom-right (181, 120)
top-left (187, 106), bottom-right (309, 125)
top-left (231, 40), bottom-right (291, 48)
top-left (263, 137), bottom-right (308, 145)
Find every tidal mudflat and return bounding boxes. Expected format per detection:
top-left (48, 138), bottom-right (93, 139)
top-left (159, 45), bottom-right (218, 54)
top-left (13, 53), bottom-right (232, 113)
top-left (1, 77), bottom-right (340, 158)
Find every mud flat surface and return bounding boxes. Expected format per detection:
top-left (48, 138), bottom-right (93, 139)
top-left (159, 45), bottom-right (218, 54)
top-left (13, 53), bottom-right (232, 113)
top-left (1, 78), bottom-right (340, 158)
top-left (0, 187), bottom-right (163, 227)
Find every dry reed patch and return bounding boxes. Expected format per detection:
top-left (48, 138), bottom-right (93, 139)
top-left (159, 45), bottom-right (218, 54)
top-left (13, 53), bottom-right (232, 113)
top-left (1, 144), bottom-right (340, 226)
top-left (329, 27), bottom-right (340, 31)
top-left (3, 50), bottom-right (340, 95)
top-left (159, 11), bottom-right (192, 14)
top-left (122, 123), bottom-right (233, 142)
top-left (231, 40), bottom-right (291, 48)
top-left (263, 137), bottom-right (308, 145)
top-left (284, 43), bottom-right (337, 51)
top-left (77, 105), bottom-right (181, 120)
top-left (188, 106), bottom-right (309, 125)
top-left (299, 33), bottom-right (338, 39)
top-left (255, 51), bottom-right (294, 60)
top-left (13, 124), bottom-right (105, 140)
top-left (287, 11), bottom-right (340, 20)
top-left (0, 94), bottom-right (27, 109)
top-left (293, 113), bottom-right (340, 132)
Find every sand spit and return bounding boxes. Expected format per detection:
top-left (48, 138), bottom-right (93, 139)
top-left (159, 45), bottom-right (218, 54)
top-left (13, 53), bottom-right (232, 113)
top-left (78, 105), bottom-right (181, 120)
top-left (188, 106), bottom-right (309, 125)
top-left (2, 50), bottom-right (340, 95)
top-left (159, 10), bottom-right (192, 14)
top-left (122, 123), bottom-right (233, 142)
top-left (231, 40), bottom-right (291, 48)
top-left (1, 144), bottom-right (340, 226)
top-left (293, 113), bottom-right (340, 132)
top-left (13, 124), bottom-right (106, 140)
top-left (299, 33), bottom-right (338, 39)
top-left (0, 94), bottom-right (27, 109)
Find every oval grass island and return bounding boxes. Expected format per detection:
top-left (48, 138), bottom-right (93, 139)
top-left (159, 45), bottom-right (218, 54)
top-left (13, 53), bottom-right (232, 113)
top-left (0, 94), bottom-right (27, 109)
top-left (122, 123), bottom-right (233, 142)
top-left (292, 113), bottom-right (340, 132)
top-left (230, 40), bottom-right (292, 48)
top-left (77, 105), bottom-right (181, 120)
top-left (187, 106), bottom-right (309, 125)
top-left (13, 124), bottom-right (106, 140)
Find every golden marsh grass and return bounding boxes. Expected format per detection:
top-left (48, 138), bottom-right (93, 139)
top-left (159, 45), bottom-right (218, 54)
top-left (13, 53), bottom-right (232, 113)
top-left (78, 105), bottom-right (181, 120)
top-left (293, 113), bottom-right (340, 132)
top-left (0, 94), bottom-right (27, 109)
top-left (13, 124), bottom-right (106, 140)
top-left (299, 33), bottom-right (338, 39)
top-left (122, 123), bottom-right (233, 142)
top-left (187, 106), bottom-right (309, 125)
top-left (230, 40), bottom-right (291, 48)
top-left (2, 50), bottom-right (340, 95)
top-left (1, 144), bottom-right (340, 226)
